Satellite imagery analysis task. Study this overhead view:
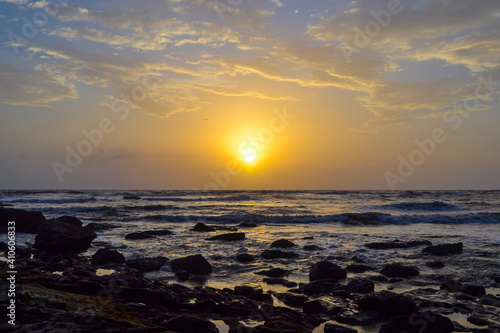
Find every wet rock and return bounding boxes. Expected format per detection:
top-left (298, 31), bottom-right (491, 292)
top-left (281, 293), bottom-right (308, 308)
top-left (379, 311), bottom-right (454, 333)
top-left (34, 218), bottom-right (96, 254)
top-left (236, 253), bottom-right (255, 262)
top-left (91, 247), bottom-right (125, 265)
top-left (303, 236), bottom-right (314, 240)
top-left (175, 269), bottom-right (190, 281)
top-left (84, 222), bottom-right (119, 231)
top-left (467, 314), bottom-right (490, 326)
top-left (463, 285), bottom-right (486, 297)
top-left (234, 283), bottom-right (264, 301)
top-left (303, 245), bottom-right (322, 251)
top-left (440, 277), bottom-right (486, 296)
top-left (370, 275), bottom-right (388, 282)
top-left (309, 261), bottom-right (347, 281)
top-left (0, 207), bottom-right (46, 233)
top-left (324, 323), bottom-right (358, 333)
top-left (239, 222), bottom-right (258, 228)
top-left (161, 314), bottom-right (218, 333)
top-left (255, 268), bottom-right (290, 278)
top-left (190, 222), bottom-right (215, 232)
top-left (261, 249), bottom-right (298, 259)
top-left (422, 242), bottom-right (463, 256)
top-left (332, 285), bottom-right (351, 298)
top-left (125, 229), bottom-right (173, 240)
top-left (123, 195), bottom-right (141, 200)
top-left (263, 277), bottom-right (286, 285)
top-left (126, 257), bottom-right (168, 272)
top-left (303, 300), bottom-right (325, 314)
top-left (346, 264), bottom-right (373, 273)
top-left (207, 232), bottom-right (245, 241)
top-left (335, 310), bottom-right (380, 326)
top-left (359, 291), bottom-right (416, 316)
top-left (225, 319), bottom-right (252, 333)
top-left (0, 241), bottom-right (8, 251)
top-left (347, 278), bottom-right (374, 294)
top-left (170, 254), bottom-right (212, 275)
top-left (380, 263), bottom-right (419, 278)
top-left (426, 261), bottom-right (445, 268)
top-left (254, 316), bottom-right (310, 333)
top-left (271, 239), bottom-right (295, 248)
top-left (300, 279), bottom-right (339, 295)
top-left (365, 240), bottom-right (431, 249)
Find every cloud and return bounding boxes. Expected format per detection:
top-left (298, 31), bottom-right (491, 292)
top-left (0, 64), bottom-right (79, 107)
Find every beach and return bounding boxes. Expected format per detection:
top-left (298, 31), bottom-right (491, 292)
top-left (1, 190), bottom-right (500, 332)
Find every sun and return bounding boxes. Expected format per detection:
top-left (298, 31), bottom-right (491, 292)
top-left (242, 148), bottom-right (256, 164)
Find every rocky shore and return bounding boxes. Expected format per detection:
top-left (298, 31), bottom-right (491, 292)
top-left (1, 208), bottom-right (500, 332)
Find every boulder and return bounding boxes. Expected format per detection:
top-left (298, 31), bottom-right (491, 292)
top-left (170, 254), bottom-right (212, 275)
top-left (347, 278), bottom-right (374, 294)
top-left (161, 315), bottom-right (218, 333)
top-left (422, 242), bottom-right (463, 256)
top-left (125, 229), bottom-right (173, 240)
top-left (346, 264), bottom-right (373, 273)
top-left (303, 300), bottom-right (326, 314)
top-left (91, 248), bottom-right (125, 265)
top-left (236, 253), bottom-right (255, 262)
top-left (359, 291), bottom-right (416, 317)
top-left (0, 208), bottom-right (46, 233)
top-left (280, 293), bottom-right (308, 308)
top-left (126, 256), bottom-right (169, 272)
top-left (379, 311), bottom-right (453, 333)
top-left (234, 283), bottom-right (263, 298)
top-left (261, 249), bottom-right (298, 259)
top-left (255, 268), bottom-right (290, 278)
top-left (426, 261), bottom-right (445, 268)
top-left (271, 239), bottom-right (295, 248)
top-left (190, 222), bottom-right (215, 232)
top-left (207, 232), bottom-right (245, 241)
top-left (309, 261), bottom-right (347, 281)
top-left (34, 217), bottom-right (96, 253)
top-left (175, 269), bottom-right (190, 281)
top-left (380, 263), bottom-right (419, 278)
top-left (324, 323), bottom-right (358, 333)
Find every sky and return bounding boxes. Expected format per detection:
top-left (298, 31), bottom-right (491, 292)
top-left (0, 0), bottom-right (499, 190)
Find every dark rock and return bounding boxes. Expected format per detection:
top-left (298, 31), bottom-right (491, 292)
top-left (370, 275), bottom-right (388, 282)
top-left (281, 293), bottom-right (308, 308)
top-left (365, 240), bottom-right (431, 249)
top-left (239, 222), bottom-right (258, 228)
top-left (347, 278), bottom-right (374, 294)
top-left (303, 300), bottom-right (325, 314)
top-left (440, 277), bottom-right (486, 296)
top-left (190, 222), bottom-right (215, 232)
top-left (303, 236), bottom-right (314, 240)
top-left (84, 222), bottom-right (119, 231)
top-left (490, 274), bottom-right (500, 283)
top-left (335, 310), bottom-right (380, 326)
top-left (0, 241), bottom-right (8, 251)
top-left (234, 283), bottom-right (263, 298)
top-left (324, 323), bottom-right (358, 333)
top-left (125, 229), bottom-right (173, 240)
top-left (236, 253), bottom-right (255, 262)
top-left (463, 285), bottom-right (486, 297)
top-left (271, 239), bottom-right (295, 248)
top-left (161, 314), bottom-right (218, 333)
top-left (261, 249), bottom-right (298, 259)
top-left (254, 316), bottom-right (309, 333)
top-left (426, 261), bottom-right (445, 268)
top-left (303, 245), bottom-right (322, 251)
top-left (309, 261), bottom-right (347, 281)
top-left (91, 248), bottom-right (125, 265)
top-left (379, 311), bottom-right (454, 333)
top-left (34, 218), bottom-right (96, 253)
top-left (225, 319), bottom-right (252, 333)
top-left (380, 263), bottom-right (419, 278)
top-left (123, 195), bottom-right (141, 200)
top-left (175, 269), bottom-right (190, 281)
top-left (126, 257), bottom-right (169, 272)
top-left (467, 315), bottom-right (490, 326)
top-left (422, 242), bottom-right (463, 256)
top-left (300, 279), bottom-right (339, 295)
top-left (346, 264), bottom-right (372, 273)
top-left (263, 277), bottom-right (286, 285)
top-left (207, 232), bottom-right (245, 241)
top-left (255, 268), bottom-right (290, 278)
top-left (170, 254), bottom-right (212, 275)
top-left (359, 291), bottom-right (416, 316)
top-left (351, 255), bottom-right (364, 263)
top-left (332, 284), bottom-right (351, 298)
top-left (0, 208), bottom-right (46, 233)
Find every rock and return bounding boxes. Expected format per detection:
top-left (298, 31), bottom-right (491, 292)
top-left (34, 218), bottom-right (96, 253)
top-left (346, 264), bottom-right (373, 273)
top-left (440, 277), bottom-right (486, 296)
top-left (463, 285), bottom-right (486, 297)
top-left (303, 236), bottom-right (314, 240)
top-left (347, 278), bottom-right (374, 294)
top-left (239, 222), bottom-right (258, 228)
top-left (281, 293), bottom-right (308, 308)
top-left (380, 263), bottom-right (419, 278)
top-left (359, 291), bottom-right (416, 316)
top-left (271, 239), bottom-right (295, 248)
top-left (300, 279), bottom-right (339, 295)
top-left (91, 248), bottom-right (125, 265)
top-left (236, 253), bottom-right (255, 262)
top-left (125, 229), bottom-right (173, 240)
top-left (365, 240), bottom-right (431, 249)
top-left (309, 261), bottom-right (347, 281)
top-left (190, 222), bottom-right (215, 232)
top-left (0, 241), bottom-right (8, 251)
top-left (303, 245), bottom-right (322, 251)
top-left (303, 300), bottom-right (325, 314)
top-left (123, 195), bottom-right (141, 200)
top-left (170, 254), bottom-right (212, 275)
top-left (467, 314), bottom-right (490, 326)
top-left (207, 232), bottom-right (245, 241)
top-left (126, 257), bottom-right (169, 272)
top-left (255, 268), bottom-right (290, 278)
top-left (263, 277), bottom-right (286, 285)
top-left (175, 269), bottom-right (190, 281)
top-left (84, 222), bottom-right (119, 231)
top-left (379, 311), bottom-right (454, 333)
top-left (422, 242), bottom-right (463, 256)
top-left (254, 316), bottom-right (309, 333)
top-left (161, 314), bottom-right (218, 333)
top-left (426, 261), bottom-right (445, 268)
top-left (324, 323), bottom-right (358, 333)
top-left (225, 319), bottom-right (252, 333)
top-left (234, 283), bottom-right (263, 298)
top-left (261, 249), bottom-right (298, 259)
top-left (0, 208), bottom-right (46, 233)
